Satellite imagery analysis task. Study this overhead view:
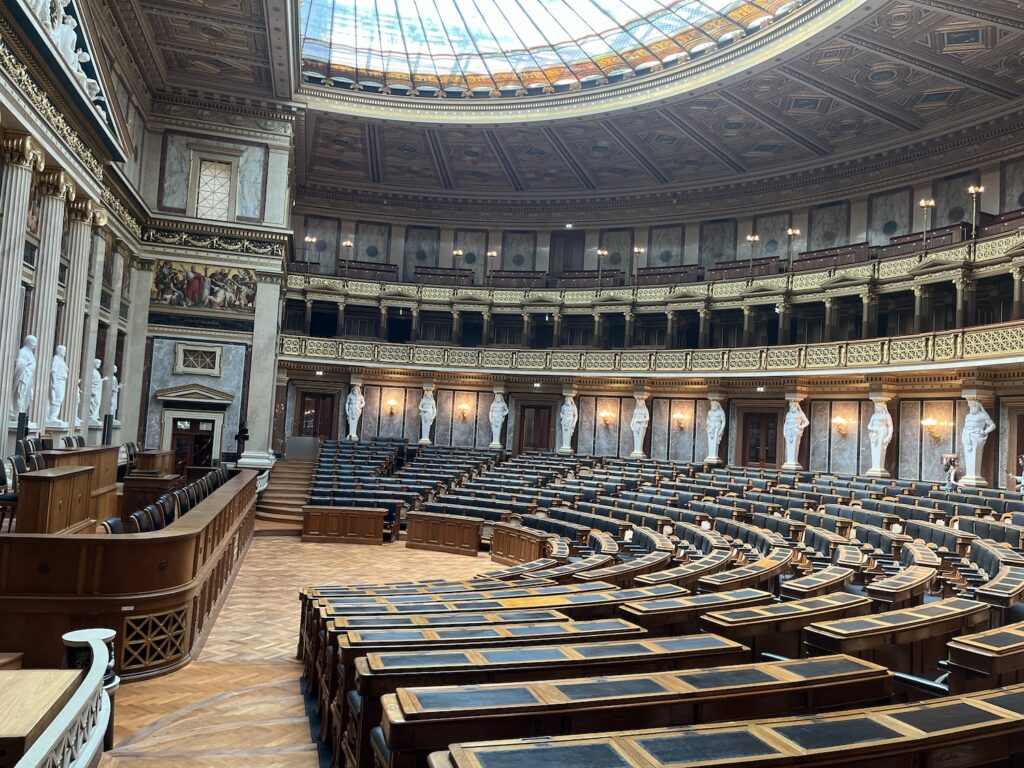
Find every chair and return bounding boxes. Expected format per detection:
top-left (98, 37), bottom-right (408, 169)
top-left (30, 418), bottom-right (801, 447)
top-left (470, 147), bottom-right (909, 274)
top-left (128, 509), bottom-right (152, 533)
top-left (74, 435), bottom-right (85, 447)
top-left (144, 504), bottom-right (165, 530)
top-left (27, 453), bottom-right (45, 471)
top-left (173, 489), bottom-right (191, 516)
top-left (61, 436), bottom-right (76, 447)
top-left (156, 494), bottom-right (177, 523)
top-left (101, 517), bottom-right (124, 534)
top-left (0, 459), bottom-right (18, 532)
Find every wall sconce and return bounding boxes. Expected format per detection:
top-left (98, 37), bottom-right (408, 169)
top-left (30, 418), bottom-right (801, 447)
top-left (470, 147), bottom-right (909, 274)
top-left (486, 250), bottom-right (498, 259)
top-left (632, 246), bottom-right (645, 257)
top-left (831, 415), bottom-right (848, 437)
top-left (673, 412), bottom-right (687, 430)
top-left (386, 398), bottom-right (398, 415)
top-left (599, 410), bottom-right (612, 426)
top-left (459, 403), bottom-right (470, 420)
top-left (921, 417), bottom-right (940, 439)
top-left (315, 370), bottom-right (324, 376)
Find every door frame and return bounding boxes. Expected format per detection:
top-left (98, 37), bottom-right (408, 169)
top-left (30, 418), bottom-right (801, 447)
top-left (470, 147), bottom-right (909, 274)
top-left (161, 408), bottom-right (224, 462)
top-left (513, 397), bottom-right (559, 455)
top-left (293, 388), bottom-right (338, 440)
top-left (731, 401), bottom-right (788, 470)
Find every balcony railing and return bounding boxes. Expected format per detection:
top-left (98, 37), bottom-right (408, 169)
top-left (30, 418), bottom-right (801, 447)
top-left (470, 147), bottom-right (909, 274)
top-left (280, 319), bottom-right (1024, 377)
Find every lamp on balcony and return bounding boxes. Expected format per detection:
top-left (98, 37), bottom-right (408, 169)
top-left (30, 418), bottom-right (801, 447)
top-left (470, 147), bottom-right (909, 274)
top-left (486, 249), bottom-right (498, 283)
top-left (596, 248), bottom-right (609, 291)
top-left (968, 184), bottom-right (984, 260)
top-left (300, 234), bottom-right (318, 268)
top-left (786, 228), bottom-right (800, 272)
top-left (746, 233), bottom-right (760, 277)
top-left (341, 239), bottom-right (353, 279)
top-left (919, 198), bottom-right (935, 256)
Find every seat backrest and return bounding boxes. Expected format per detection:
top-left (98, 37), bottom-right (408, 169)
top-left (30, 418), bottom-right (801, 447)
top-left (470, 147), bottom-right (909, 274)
top-left (129, 510), bottom-right (152, 533)
top-left (144, 504), bottom-right (165, 530)
top-left (27, 453), bottom-right (45, 471)
top-left (10, 454), bottom-right (28, 479)
top-left (101, 517), bottom-right (124, 534)
top-left (62, 436), bottom-right (76, 448)
top-left (75, 435), bottom-right (85, 447)
top-left (173, 489), bottom-right (190, 514)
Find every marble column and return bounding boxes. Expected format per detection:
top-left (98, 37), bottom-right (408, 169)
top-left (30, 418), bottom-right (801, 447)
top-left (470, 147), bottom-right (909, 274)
top-left (452, 310), bottom-right (462, 344)
top-left (776, 303), bottom-right (790, 344)
top-left (379, 305), bottom-right (389, 340)
top-left (1012, 266), bottom-right (1023, 321)
top-left (304, 299), bottom-right (313, 334)
top-left (58, 200), bottom-right (104, 426)
top-left (521, 312), bottom-right (530, 346)
top-left (742, 307), bottom-right (753, 347)
top-left (409, 308), bottom-right (419, 342)
top-left (698, 308), bottom-right (710, 348)
top-left (29, 170), bottom-right (75, 431)
top-left (665, 310), bottom-right (676, 348)
top-left (100, 246), bottom-right (126, 418)
top-left (0, 134), bottom-right (44, 429)
top-left (481, 311), bottom-right (490, 344)
top-left (624, 311), bottom-right (634, 348)
top-left (117, 258), bottom-right (151, 441)
top-left (335, 301), bottom-right (345, 337)
top-left (78, 223), bottom-right (107, 434)
top-left (861, 293), bottom-right (877, 339)
top-left (238, 274), bottom-right (281, 468)
top-left (592, 313), bottom-right (602, 348)
top-left (822, 298), bottom-right (835, 343)
top-left (552, 312), bottom-right (562, 347)
top-left (913, 286), bottom-right (927, 334)
top-left (955, 278), bottom-right (975, 329)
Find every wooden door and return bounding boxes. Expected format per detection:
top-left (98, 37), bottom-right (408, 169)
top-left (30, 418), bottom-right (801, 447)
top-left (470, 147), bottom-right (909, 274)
top-left (171, 417), bottom-right (216, 472)
top-left (296, 392), bottom-right (336, 439)
top-left (516, 404), bottom-right (554, 454)
top-left (742, 412), bottom-right (779, 468)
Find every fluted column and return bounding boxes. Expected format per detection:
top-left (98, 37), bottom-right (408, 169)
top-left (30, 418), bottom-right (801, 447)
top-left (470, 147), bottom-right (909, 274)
top-left (0, 134), bottom-right (44, 427)
top-left (1012, 267), bottom-right (1023, 321)
top-left (913, 286), bottom-right (928, 334)
top-left (58, 200), bottom-right (104, 425)
top-left (624, 311), bottom-right (634, 348)
top-left (117, 258), bottom-right (151, 441)
top-left (481, 311), bottom-right (491, 344)
top-left (822, 298), bottom-right (835, 343)
top-left (100, 246), bottom-right (126, 419)
top-left (698, 308), bottom-right (710, 348)
top-left (742, 306), bottom-right (754, 347)
top-left (408, 308), bottom-right (418, 342)
top-left (29, 170), bottom-right (75, 431)
top-left (78, 225), bottom-right (107, 434)
top-left (665, 310), bottom-right (676, 348)
top-left (238, 274), bottom-right (281, 469)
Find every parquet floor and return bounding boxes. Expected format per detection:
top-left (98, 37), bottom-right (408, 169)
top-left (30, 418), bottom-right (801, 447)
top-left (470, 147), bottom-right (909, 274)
top-left (101, 538), bottom-right (488, 767)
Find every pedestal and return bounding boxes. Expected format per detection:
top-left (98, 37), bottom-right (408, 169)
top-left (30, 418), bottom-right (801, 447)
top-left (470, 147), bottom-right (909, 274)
top-left (237, 449), bottom-right (277, 470)
top-left (781, 461), bottom-right (802, 471)
top-left (865, 467), bottom-right (891, 478)
top-left (959, 474), bottom-right (988, 489)
top-left (557, 446), bottom-right (573, 455)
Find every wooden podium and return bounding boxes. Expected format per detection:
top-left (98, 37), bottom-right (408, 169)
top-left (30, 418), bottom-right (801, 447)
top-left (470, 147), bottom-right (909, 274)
top-left (136, 449), bottom-right (175, 475)
top-left (38, 446), bottom-right (119, 520)
top-left (16, 466), bottom-right (94, 534)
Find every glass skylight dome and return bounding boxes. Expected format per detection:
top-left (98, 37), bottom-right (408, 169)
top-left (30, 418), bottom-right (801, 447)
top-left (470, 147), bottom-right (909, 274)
top-left (300, 0), bottom-right (800, 96)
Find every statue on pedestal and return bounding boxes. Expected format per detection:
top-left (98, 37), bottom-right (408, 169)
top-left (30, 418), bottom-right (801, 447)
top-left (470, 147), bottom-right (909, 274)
top-left (705, 399), bottom-right (726, 464)
top-left (629, 397), bottom-right (649, 458)
top-left (488, 393), bottom-right (508, 449)
top-left (110, 365), bottom-right (123, 421)
top-left (558, 395), bottom-right (578, 454)
top-left (418, 390), bottom-right (436, 445)
top-left (11, 335), bottom-right (37, 421)
top-left (89, 358), bottom-right (105, 424)
top-left (961, 399), bottom-right (996, 486)
top-left (47, 344), bottom-right (69, 426)
top-left (782, 400), bottom-right (809, 470)
top-left (345, 384), bottom-right (364, 441)
top-left (866, 400), bottom-right (894, 477)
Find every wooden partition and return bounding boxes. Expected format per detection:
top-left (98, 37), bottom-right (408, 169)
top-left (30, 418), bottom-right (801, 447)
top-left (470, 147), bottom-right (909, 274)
top-left (0, 470), bottom-right (257, 679)
top-left (136, 449), bottom-right (175, 475)
top-left (16, 466), bottom-right (94, 534)
top-left (406, 511), bottom-right (481, 557)
top-left (38, 446), bottom-right (119, 520)
top-left (302, 506), bottom-right (388, 544)
top-left (490, 523), bottom-right (550, 566)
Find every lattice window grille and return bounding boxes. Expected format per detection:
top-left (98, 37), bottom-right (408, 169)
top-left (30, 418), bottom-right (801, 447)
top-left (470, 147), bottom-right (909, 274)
top-left (121, 608), bottom-right (188, 670)
top-left (195, 160), bottom-right (232, 221)
top-left (183, 348), bottom-right (217, 371)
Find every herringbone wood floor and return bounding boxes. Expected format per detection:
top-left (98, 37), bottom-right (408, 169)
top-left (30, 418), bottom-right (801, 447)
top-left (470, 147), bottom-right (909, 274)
top-left (102, 538), bottom-right (488, 767)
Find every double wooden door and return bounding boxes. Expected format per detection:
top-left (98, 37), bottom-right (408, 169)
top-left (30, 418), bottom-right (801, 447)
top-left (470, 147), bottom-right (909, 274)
top-left (516, 404), bottom-right (554, 454)
top-left (296, 392), bottom-right (336, 439)
top-left (171, 417), bottom-right (215, 472)
top-left (742, 412), bottom-right (779, 468)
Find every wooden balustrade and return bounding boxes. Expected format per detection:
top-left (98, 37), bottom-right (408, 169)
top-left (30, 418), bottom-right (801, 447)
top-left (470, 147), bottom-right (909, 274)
top-left (405, 511), bottom-right (482, 556)
top-left (0, 470), bottom-right (257, 678)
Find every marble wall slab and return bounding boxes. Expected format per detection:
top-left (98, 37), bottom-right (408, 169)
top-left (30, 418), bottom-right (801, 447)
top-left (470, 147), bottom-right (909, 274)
top-left (648, 225), bottom-right (683, 267)
top-left (355, 221), bottom-right (391, 263)
top-left (601, 229), bottom-right (634, 276)
top-left (359, 385), bottom-right (381, 443)
top-left (933, 172), bottom-right (976, 227)
top-left (303, 215), bottom-right (340, 272)
top-left (595, 396), bottom-right (624, 457)
top-left (898, 399), bottom-right (957, 481)
top-left (753, 212), bottom-right (791, 259)
top-left (830, 400), bottom-right (861, 475)
top-left (808, 401), bottom-right (831, 473)
top-left (403, 226), bottom-right (440, 277)
top-left (868, 188), bottom-right (911, 246)
top-left (699, 219), bottom-right (737, 267)
top-left (434, 389), bottom-right (454, 447)
top-left (808, 201), bottom-right (850, 251)
top-left (898, 400), bottom-right (922, 480)
top-left (455, 229), bottom-right (489, 283)
top-left (377, 386), bottom-right (408, 440)
top-left (1002, 158), bottom-right (1024, 212)
top-left (501, 231), bottom-right (537, 271)
top-left (576, 397), bottom-right (596, 455)
top-left (694, 399), bottom-right (711, 463)
top-left (618, 397), bottom-right (637, 458)
top-left (650, 399), bottom-right (670, 460)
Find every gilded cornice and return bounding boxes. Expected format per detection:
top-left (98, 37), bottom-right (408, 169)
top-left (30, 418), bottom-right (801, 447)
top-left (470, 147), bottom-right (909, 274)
top-left (142, 226), bottom-right (286, 258)
top-left (0, 36), bottom-right (103, 181)
top-left (101, 186), bottom-right (140, 238)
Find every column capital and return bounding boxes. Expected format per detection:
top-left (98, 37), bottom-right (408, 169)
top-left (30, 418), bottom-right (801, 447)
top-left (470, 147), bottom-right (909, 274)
top-left (742, 306), bottom-right (754, 317)
top-left (69, 198), bottom-right (105, 226)
top-left (860, 290), bottom-right (877, 305)
top-left (822, 297), bottom-right (833, 309)
top-left (129, 255), bottom-right (152, 272)
top-left (0, 133), bottom-right (45, 171)
top-left (255, 271), bottom-right (283, 284)
top-left (955, 277), bottom-right (975, 292)
top-left (38, 169), bottom-right (76, 202)
top-left (912, 284), bottom-right (928, 298)
top-left (1012, 265), bottom-right (1024, 281)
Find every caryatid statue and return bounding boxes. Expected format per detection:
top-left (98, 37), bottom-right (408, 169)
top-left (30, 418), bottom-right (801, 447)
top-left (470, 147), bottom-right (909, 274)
top-left (488, 393), bottom-right (508, 449)
top-left (705, 399), bottom-right (726, 464)
top-left (89, 358), bottom-right (106, 424)
top-left (47, 345), bottom-right (70, 426)
top-left (345, 383), bottom-right (365, 441)
top-left (781, 399), bottom-right (810, 470)
top-left (866, 400), bottom-right (894, 477)
top-left (961, 398), bottom-right (996, 487)
top-left (558, 395), bottom-right (578, 454)
top-left (11, 335), bottom-right (37, 420)
top-left (629, 396), bottom-right (650, 458)
top-left (418, 389), bottom-right (437, 445)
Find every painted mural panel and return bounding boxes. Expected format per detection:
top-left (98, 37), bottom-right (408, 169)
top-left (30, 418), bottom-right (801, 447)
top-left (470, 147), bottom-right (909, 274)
top-left (403, 225), bottom-right (440, 277)
top-left (150, 260), bottom-right (257, 312)
top-left (600, 228), bottom-right (634, 275)
top-left (933, 172), bottom-right (977, 227)
top-left (868, 188), bottom-right (911, 246)
top-left (753, 212), bottom-right (791, 260)
top-left (501, 231), bottom-right (537, 271)
top-left (648, 225), bottom-right (683, 267)
top-left (808, 201), bottom-right (850, 251)
top-left (303, 215), bottom-right (340, 272)
top-left (699, 219), bottom-right (737, 266)
top-left (455, 229), bottom-right (489, 281)
top-left (355, 221), bottom-right (391, 263)
top-left (1002, 158), bottom-right (1024, 213)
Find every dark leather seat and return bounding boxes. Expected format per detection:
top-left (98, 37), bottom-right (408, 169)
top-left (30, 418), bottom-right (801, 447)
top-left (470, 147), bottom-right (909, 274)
top-left (144, 504), bottom-right (166, 530)
top-left (101, 517), bottom-right (124, 534)
top-left (129, 509), bottom-right (153, 533)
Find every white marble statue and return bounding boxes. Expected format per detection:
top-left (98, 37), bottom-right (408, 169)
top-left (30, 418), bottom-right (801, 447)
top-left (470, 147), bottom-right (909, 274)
top-left (418, 390), bottom-right (437, 445)
top-left (558, 395), bottom-right (578, 454)
top-left (89, 358), bottom-right (105, 424)
top-left (488, 393), bottom-right (508, 449)
top-left (629, 397), bottom-right (650, 458)
top-left (345, 384), bottom-right (365, 441)
top-left (961, 399), bottom-right (996, 486)
top-left (11, 335), bottom-right (37, 420)
top-left (73, 379), bottom-right (82, 428)
top-left (705, 399), bottom-right (726, 464)
top-left (866, 400), bottom-right (894, 477)
top-left (110, 365), bottom-right (123, 422)
top-left (47, 345), bottom-right (69, 426)
top-left (781, 400), bottom-right (810, 470)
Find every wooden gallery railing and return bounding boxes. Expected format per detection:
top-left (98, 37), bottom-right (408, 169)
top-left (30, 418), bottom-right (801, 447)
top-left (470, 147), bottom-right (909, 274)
top-left (0, 470), bottom-right (257, 679)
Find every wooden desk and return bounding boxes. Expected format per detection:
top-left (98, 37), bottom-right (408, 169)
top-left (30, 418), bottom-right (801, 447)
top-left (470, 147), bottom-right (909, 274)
top-left (865, 565), bottom-right (936, 609)
top-left (947, 621), bottom-right (1024, 693)
top-left (38, 446), bottom-right (118, 520)
top-left (0, 669), bottom-right (81, 764)
top-left (406, 511), bottom-right (481, 557)
top-left (490, 523), bottom-right (550, 565)
top-left (302, 505), bottom-right (389, 544)
top-left (619, 588), bottom-right (771, 636)
top-left (16, 466), bottom-right (94, 534)
top-left (136, 449), bottom-right (175, 475)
